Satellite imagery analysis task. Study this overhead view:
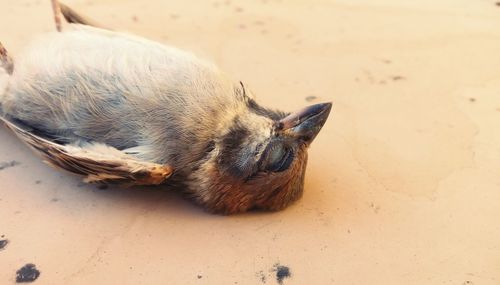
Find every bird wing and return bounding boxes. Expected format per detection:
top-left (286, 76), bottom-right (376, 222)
top-left (1, 117), bottom-right (173, 186)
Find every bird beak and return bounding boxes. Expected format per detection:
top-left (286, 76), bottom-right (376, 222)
top-left (279, 102), bottom-right (332, 143)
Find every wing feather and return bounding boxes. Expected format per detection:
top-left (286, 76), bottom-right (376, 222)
top-left (1, 117), bottom-right (173, 186)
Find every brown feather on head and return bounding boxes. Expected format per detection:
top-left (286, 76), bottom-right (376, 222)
top-left (187, 99), bottom-right (332, 214)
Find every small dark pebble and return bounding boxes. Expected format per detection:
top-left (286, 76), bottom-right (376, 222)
top-left (0, 239), bottom-right (8, 250)
top-left (469, 97), bottom-right (476, 102)
top-left (0, 160), bottom-right (20, 171)
top-left (197, 275), bottom-right (202, 279)
top-left (51, 198), bottom-right (59, 202)
top-left (273, 264), bottom-right (291, 284)
top-left (305, 95), bottom-right (317, 102)
top-left (391, 76), bottom-right (405, 81)
top-left (35, 180), bottom-right (41, 185)
top-left (16, 264), bottom-right (40, 283)
top-left (496, 2), bottom-right (500, 7)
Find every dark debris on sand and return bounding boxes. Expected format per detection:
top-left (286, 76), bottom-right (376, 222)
top-left (0, 239), bottom-right (8, 250)
top-left (0, 160), bottom-right (20, 171)
top-left (273, 263), bottom-right (291, 284)
top-left (16, 264), bottom-right (40, 283)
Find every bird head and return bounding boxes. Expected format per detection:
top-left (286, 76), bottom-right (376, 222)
top-left (188, 86), bottom-right (332, 214)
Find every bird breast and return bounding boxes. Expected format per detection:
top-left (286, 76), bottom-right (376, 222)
top-left (2, 25), bottom-right (245, 166)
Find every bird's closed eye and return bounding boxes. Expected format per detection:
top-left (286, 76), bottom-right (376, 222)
top-left (265, 144), bottom-right (294, 172)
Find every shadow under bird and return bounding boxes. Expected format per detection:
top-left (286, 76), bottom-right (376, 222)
top-left (0, 1), bottom-right (332, 214)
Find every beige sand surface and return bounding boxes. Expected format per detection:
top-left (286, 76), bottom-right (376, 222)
top-left (1, 0), bottom-right (500, 284)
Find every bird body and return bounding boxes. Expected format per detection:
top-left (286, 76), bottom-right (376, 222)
top-left (3, 25), bottom-right (245, 163)
top-left (0, 3), bottom-right (332, 214)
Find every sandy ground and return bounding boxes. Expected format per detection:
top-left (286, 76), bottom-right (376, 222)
top-left (1, 0), bottom-right (500, 284)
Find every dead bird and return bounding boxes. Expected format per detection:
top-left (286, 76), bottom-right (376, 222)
top-left (0, 1), bottom-right (332, 214)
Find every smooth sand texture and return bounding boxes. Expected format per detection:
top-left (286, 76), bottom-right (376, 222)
top-left (1, 0), bottom-right (500, 284)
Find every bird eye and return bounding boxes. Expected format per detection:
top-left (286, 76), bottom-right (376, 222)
top-left (265, 144), bottom-right (293, 172)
